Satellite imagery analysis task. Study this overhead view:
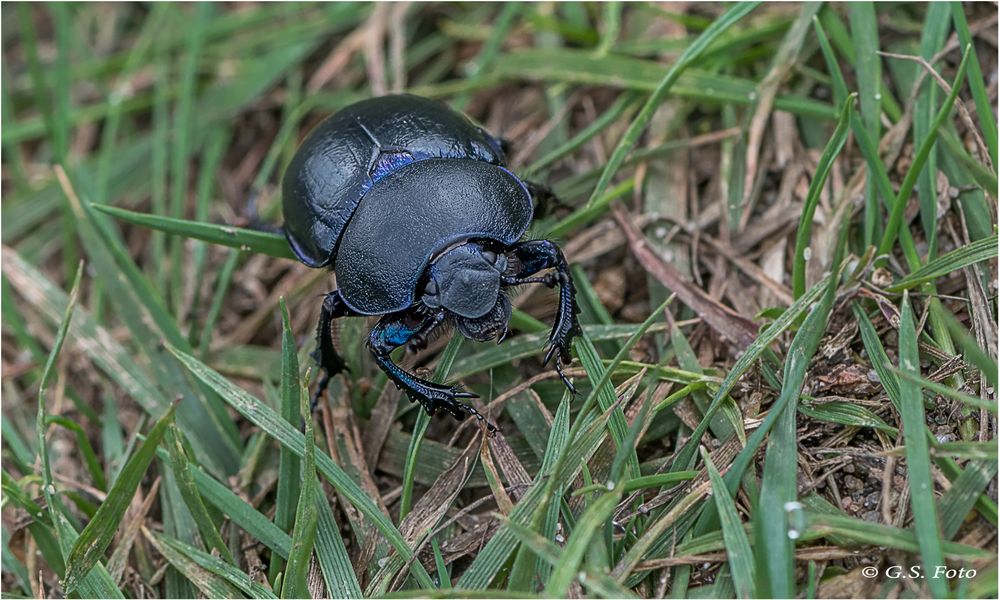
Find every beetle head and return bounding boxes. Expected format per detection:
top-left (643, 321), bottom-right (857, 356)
top-left (422, 242), bottom-right (508, 319)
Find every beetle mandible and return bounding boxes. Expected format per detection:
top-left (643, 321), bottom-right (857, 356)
top-left (282, 94), bottom-right (581, 429)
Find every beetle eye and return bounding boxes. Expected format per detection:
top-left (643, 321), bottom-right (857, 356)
top-left (481, 250), bottom-right (498, 264)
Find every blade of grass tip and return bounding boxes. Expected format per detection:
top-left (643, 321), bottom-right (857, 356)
top-left (164, 425), bottom-right (235, 563)
top-left (400, 335), bottom-right (464, 520)
top-left (282, 383), bottom-right (319, 599)
top-left (702, 450), bottom-right (754, 599)
top-left (92, 203), bottom-right (297, 260)
top-left (271, 298), bottom-right (301, 580)
top-left (585, 1), bottom-right (760, 208)
top-left (62, 400), bottom-right (178, 594)
top-left (35, 264), bottom-right (97, 591)
top-left (877, 45), bottom-right (972, 261)
top-left (791, 94), bottom-right (853, 299)
top-left (165, 344), bottom-right (435, 588)
top-left (951, 2), bottom-right (998, 167)
top-left (432, 538), bottom-right (450, 589)
top-left (898, 291), bottom-right (947, 597)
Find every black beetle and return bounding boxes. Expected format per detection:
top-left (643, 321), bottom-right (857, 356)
top-left (282, 94), bottom-right (581, 428)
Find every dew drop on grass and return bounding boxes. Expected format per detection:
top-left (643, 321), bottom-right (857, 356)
top-left (784, 501), bottom-right (806, 540)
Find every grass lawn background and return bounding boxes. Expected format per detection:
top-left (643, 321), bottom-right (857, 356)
top-left (2, 2), bottom-right (997, 598)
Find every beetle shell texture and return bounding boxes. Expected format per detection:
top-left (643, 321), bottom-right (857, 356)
top-left (281, 94), bottom-right (506, 268)
top-left (335, 158), bottom-right (533, 315)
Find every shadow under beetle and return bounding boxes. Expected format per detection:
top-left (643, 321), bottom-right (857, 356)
top-left (281, 94), bottom-right (581, 430)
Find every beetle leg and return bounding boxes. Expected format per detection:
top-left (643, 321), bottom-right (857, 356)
top-left (312, 290), bottom-right (359, 409)
top-left (369, 312), bottom-right (497, 432)
top-left (406, 310), bottom-right (447, 353)
top-left (504, 240), bottom-right (582, 393)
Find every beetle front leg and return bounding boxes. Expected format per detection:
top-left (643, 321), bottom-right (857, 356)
top-left (504, 240), bottom-right (581, 392)
top-left (369, 312), bottom-right (497, 432)
top-left (312, 290), bottom-right (359, 408)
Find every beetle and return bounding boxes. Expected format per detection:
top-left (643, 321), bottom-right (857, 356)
top-left (282, 94), bottom-right (581, 429)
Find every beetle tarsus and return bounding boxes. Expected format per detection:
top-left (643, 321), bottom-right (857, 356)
top-left (368, 312), bottom-right (497, 430)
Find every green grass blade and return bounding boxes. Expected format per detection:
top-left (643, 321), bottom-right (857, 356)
top-left (315, 493), bottom-right (363, 599)
top-left (35, 265), bottom-right (122, 598)
top-left (586, 1), bottom-right (761, 207)
top-left (703, 450), bottom-right (754, 599)
top-left (155, 445), bottom-right (292, 558)
top-left (940, 461), bottom-right (999, 540)
top-left (92, 203), bottom-right (297, 260)
top-left (546, 490), bottom-right (622, 596)
top-left (951, 2), bottom-right (998, 166)
top-left (877, 45), bottom-right (972, 260)
top-left (155, 531), bottom-right (278, 599)
top-left (271, 298), bottom-right (301, 579)
top-left (281, 383), bottom-right (319, 599)
top-left (887, 234), bottom-right (999, 291)
top-left (812, 15), bottom-right (849, 106)
top-left (401, 336), bottom-right (464, 520)
top-left (144, 530), bottom-right (240, 599)
top-left (891, 368), bottom-right (997, 414)
top-left (791, 95), bottom-right (853, 299)
top-left (850, 2), bottom-right (883, 245)
top-left (62, 401), bottom-right (178, 594)
top-left (164, 425), bottom-right (235, 563)
top-left (166, 344), bottom-right (435, 588)
top-left (754, 262), bottom-right (839, 597)
top-left (801, 508), bottom-right (989, 560)
top-left (672, 275), bottom-right (831, 473)
top-left (799, 401), bottom-right (897, 433)
top-left (898, 292), bottom-right (947, 597)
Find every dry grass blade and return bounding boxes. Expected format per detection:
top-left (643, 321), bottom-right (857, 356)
top-left (612, 204), bottom-right (758, 350)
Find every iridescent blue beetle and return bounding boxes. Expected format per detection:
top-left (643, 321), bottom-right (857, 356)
top-left (282, 95), bottom-right (580, 428)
